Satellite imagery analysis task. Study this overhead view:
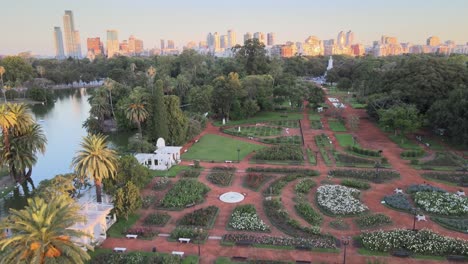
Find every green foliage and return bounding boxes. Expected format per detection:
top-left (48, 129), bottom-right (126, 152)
top-left (340, 179), bottom-right (371, 190)
top-left (114, 181), bottom-right (142, 220)
top-left (420, 152), bottom-right (465, 167)
top-left (207, 171), bottom-right (234, 186)
top-left (355, 214), bottom-right (392, 228)
top-left (165, 95), bottom-right (189, 145)
top-left (329, 218), bottom-right (349, 230)
top-left (431, 216), bottom-right (468, 233)
top-left (127, 135), bottom-right (154, 153)
top-left (264, 174), bottom-right (303, 196)
top-left (329, 169), bottom-right (400, 182)
top-left (347, 146), bottom-right (381, 157)
top-left (143, 212), bottom-right (171, 226)
top-left (254, 145), bottom-right (303, 161)
top-left (233, 38), bottom-right (270, 75)
top-left (177, 206), bottom-right (219, 228)
top-left (146, 80), bottom-right (169, 141)
top-left (170, 226), bottom-right (208, 240)
top-left (383, 194), bottom-right (414, 212)
top-left (244, 173), bottom-right (269, 191)
top-left (26, 86), bottom-right (55, 103)
top-left (378, 104), bottom-right (421, 136)
top-left (335, 152), bottom-right (376, 165)
top-left (0, 56), bottom-right (34, 84)
top-left (160, 179), bottom-right (210, 208)
top-left (328, 119), bottom-right (347, 132)
top-left (103, 155), bottom-right (151, 194)
top-left (294, 179), bottom-right (316, 194)
top-left (401, 149), bottom-right (425, 158)
top-left (260, 135), bottom-right (302, 145)
top-left (295, 202), bottom-right (323, 226)
top-left (246, 167), bottom-right (318, 176)
top-left (422, 172), bottom-right (466, 185)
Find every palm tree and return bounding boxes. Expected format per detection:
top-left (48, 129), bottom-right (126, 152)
top-left (72, 134), bottom-right (118, 203)
top-left (0, 195), bottom-right (91, 264)
top-left (0, 104), bottom-right (17, 153)
top-left (124, 92), bottom-right (149, 137)
top-left (104, 78), bottom-right (116, 119)
top-left (0, 66), bottom-right (6, 103)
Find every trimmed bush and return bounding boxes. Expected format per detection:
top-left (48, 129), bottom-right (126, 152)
top-left (253, 145), bottom-right (303, 161)
top-left (340, 179), bottom-right (370, 190)
top-left (329, 169), bottom-right (399, 183)
top-left (401, 149), bottom-right (425, 158)
top-left (383, 194), bottom-right (413, 212)
top-left (247, 167), bottom-right (318, 176)
top-left (222, 233), bottom-right (336, 249)
top-left (355, 214), bottom-right (392, 228)
top-left (182, 169), bottom-right (201, 178)
top-left (348, 146), bottom-right (381, 157)
top-left (335, 152), bottom-right (375, 165)
top-left (432, 216), bottom-right (468, 233)
top-left (406, 184), bottom-right (446, 194)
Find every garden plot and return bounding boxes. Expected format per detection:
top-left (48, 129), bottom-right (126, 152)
top-left (316, 185), bottom-right (368, 215)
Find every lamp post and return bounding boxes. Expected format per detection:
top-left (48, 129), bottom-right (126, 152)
top-left (374, 161), bottom-right (382, 183)
top-left (412, 208), bottom-right (419, 231)
top-left (237, 147), bottom-right (240, 163)
top-left (194, 227), bottom-right (203, 258)
top-left (342, 236), bottom-right (351, 264)
top-left (315, 150), bottom-right (319, 165)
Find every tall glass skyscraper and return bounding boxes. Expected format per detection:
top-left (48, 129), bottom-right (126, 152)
top-left (53, 27), bottom-right (65, 59)
top-left (63, 10), bottom-right (82, 58)
top-left (106, 30), bottom-right (119, 58)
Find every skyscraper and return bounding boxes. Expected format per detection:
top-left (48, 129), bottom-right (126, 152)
top-left (53, 27), bottom-right (65, 59)
top-left (346, 31), bottom-right (354, 46)
top-left (337, 31), bottom-right (346, 47)
top-left (220, 35), bottom-right (228, 49)
top-left (63, 10), bottom-right (81, 58)
top-left (267, 32), bottom-right (276, 46)
top-left (106, 30), bottom-right (119, 58)
top-left (87, 37), bottom-right (103, 56)
top-left (254, 32), bottom-right (265, 44)
top-left (227, 30), bottom-right (236, 48)
top-left (160, 39), bottom-right (165, 50)
top-left (168, 40), bottom-right (175, 49)
top-left (213, 32), bottom-right (220, 51)
top-left (244, 32), bottom-right (252, 44)
top-left (427, 36), bottom-right (441, 46)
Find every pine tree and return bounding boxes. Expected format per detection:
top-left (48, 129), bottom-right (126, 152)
top-left (114, 181), bottom-right (142, 220)
top-left (147, 80), bottom-right (169, 141)
top-left (165, 95), bottom-right (188, 145)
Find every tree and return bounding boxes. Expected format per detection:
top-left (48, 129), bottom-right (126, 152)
top-left (104, 78), bottom-right (116, 118)
top-left (36, 65), bottom-right (45, 78)
top-left (378, 104), bottom-right (421, 138)
top-left (0, 195), bottom-right (90, 264)
top-left (232, 38), bottom-right (269, 75)
top-left (124, 88), bottom-right (149, 136)
top-left (0, 104), bottom-right (17, 153)
top-left (188, 85), bottom-right (212, 113)
top-left (113, 181), bottom-right (142, 220)
top-left (165, 95), bottom-right (188, 145)
top-left (0, 56), bottom-right (34, 85)
top-left (211, 72), bottom-right (242, 119)
top-left (326, 69), bottom-right (339, 85)
top-left (0, 66), bottom-right (6, 102)
top-left (71, 134), bottom-right (118, 203)
top-left (103, 155), bottom-right (151, 194)
top-left (146, 80), bottom-right (169, 141)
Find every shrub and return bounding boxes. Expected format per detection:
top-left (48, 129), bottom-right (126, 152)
top-left (414, 192), bottom-right (468, 216)
top-left (340, 179), bottom-right (370, 190)
top-left (182, 169), bottom-right (201, 178)
top-left (294, 179), bottom-right (317, 194)
top-left (421, 152), bottom-right (465, 167)
top-left (328, 169), bottom-right (399, 183)
top-left (170, 226), bottom-right (208, 240)
top-left (152, 177), bottom-right (170, 190)
top-left (329, 219), bottom-right (349, 230)
top-left (244, 173), bottom-right (269, 191)
top-left (360, 229), bottom-right (468, 256)
top-left (422, 172), bottom-right (465, 185)
top-left (355, 214), bottom-right (392, 228)
top-left (383, 194), bottom-right (413, 212)
top-left (228, 204), bottom-right (270, 231)
top-left (410, 159), bottom-right (419, 165)
top-left (295, 202), bottom-right (323, 226)
top-left (432, 216), bottom-right (468, 233)
top-left (347, 146), bottom-right (381, 157)
top-left (253, 145), bottom-right (303, 161)
top-left (211, 166), bottom-right (236, 171)
top-left (177, 206), bottom-right (219, 228)
top-left (143, 213), bottom-right (171, 226)
top-left (160, 179), bottom-right (210, 208)
top-left (207, 171), bottom-right (234, 186)
top-left (260, 136), bottom-right (302, 145)
top-left (263, 175), bottom-right (303, 196)
top-left (247, 167), bottom-right (318, 176)
top-left (335, 153), bottom-right (375, 165)
top-left (401, 149), bottom-right (425, 158)
top-left (124, 227), bottom-right (158, 239)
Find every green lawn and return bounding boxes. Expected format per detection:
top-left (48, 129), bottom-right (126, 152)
top-left (309, 114), bottom-right (321, 121)
top-left (335, 134), bottom-right (359, 148)
top-left (182, 134), bottom-right (265, 162)
top-left (150, 165), bottom-right (192, 177)
top-left (213, 112), bottom-right (302, 126)
top-left (328, 119), bottom-right (347, 132)
top-left (388, 134), bottom-right (421, 150)
top-left (106, 214), bottom-right (139, 238)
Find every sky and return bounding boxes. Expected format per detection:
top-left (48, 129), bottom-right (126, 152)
top-left (1, 0), bottom-right (467, 56)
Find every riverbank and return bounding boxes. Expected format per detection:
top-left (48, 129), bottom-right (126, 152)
top-left (0, 98), bottom-right (44, 105)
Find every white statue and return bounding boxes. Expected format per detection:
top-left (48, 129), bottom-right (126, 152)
top-left (327, 56), bottom-right (333, 71)
top-left (222, 118), bottom-right (226, 125)
top-left (238, 126), bottom-right (241, 132)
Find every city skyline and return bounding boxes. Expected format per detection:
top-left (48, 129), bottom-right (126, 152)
top-left (1, 0), bottom-right (467, 56)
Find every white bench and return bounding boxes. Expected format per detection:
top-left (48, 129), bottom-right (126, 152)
top-left (416, 214), bottom-right (427, 221)
top-left (172, 251), bottom-right (184, 257)
top-left (179, 238), bottom-right (191, 243)
top-left (394, 188), bottom-right (403, 194)
top-left (126, 234), bottom-right (138, 239)
top-left (114, 247), bottom-right (127, 253)
top-left (457, 191), bottom-right (465, 196)
top-left (225, 160), bottom-right (232, 163)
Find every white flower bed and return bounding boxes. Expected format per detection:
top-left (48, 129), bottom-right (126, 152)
top-left (317, 185), bottom-right (368, 215)
top-left (414, 191), bottom-right (468, 216)
top-left (229, 206), bottom-right (270, 231)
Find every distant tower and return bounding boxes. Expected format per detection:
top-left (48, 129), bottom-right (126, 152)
top-left (243, 32), bottom-right (252, 44)
top-left (207, 33), bottom-right (214, 50)
top-left (160, 39), bottom-right (165, 50)
top-left (167, 40), bottom-right (175, 49)
top-left (345, 31), bottom-right (354, 46)
top-left (227, 29), bottom-right (236, 48)
top-left (63, 10), bottom-right (81, 58)
top-left (213, 32), bottom-right (220, 51)
top-left (427, 36), bottom-right (441, 46)
top-left (254, 32), bottom-right (265, 44)
top-left (53, 27), bottom-right (66, 60)
top-left (337, 31), bottom-right (346, 47)
top-left (220, 35), bottom-right (228, 49)
top-left (267, 32), bottom-right (276, 46)
top-left (106, 30), bottom-right (119, 58)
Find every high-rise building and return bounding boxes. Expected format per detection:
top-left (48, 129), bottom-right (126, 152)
top-left (220, 35), bottom-right (228, 49)
top-left (160, 39), bottom-right (165, 50)
top-left (134, 39), bottom-right (143, 55)
top-left (120, 40), bottom-right (129, 54)
top-left (254, 32), bottom-right (265, 44)
top-left (167, 40), bottom-right (175, 49)
top-left (87, 37), bottom-right (103, 56)
top-left (206, 33), bottom-right (214, 50)
top-left (106, 30), bottom-right (119, 58)
top-left (303, 36), bottom-right (323, 56)
top-left (244, 32), bottom-right (252, 44)
top-left (267, 32), bottom-right (276, 46)
top-left (427, 36), bottom-right (441, 46)
top-left (346, 31), bottom-right (354, 46)
top-left (53, 27), bottom-right (65, 59)
top-left (63, 10), bottom-right (82, 58)
top-left (128, 35), bottom-right (136, 55)
top-left (227, 30), bottom-right (236, 48)
top-left (337, 31), bottom-right (346, 47)
top-left (213, 32), bottom-right (220, 51)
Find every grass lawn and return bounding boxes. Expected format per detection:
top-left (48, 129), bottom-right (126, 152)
top-left (388, 134), bottom-right (421, 150)
top-left (309, 114), bottom-right (321, 121)
top-left (335, 134), bottom-right (359, 148)
top-left (182, 134), bottom-right (265, 162)
top-left (150, 165), bottom-right (192, 177)
top-left (328, 119), bottom-right (347, 132)
top-left (107, 214), bottom-right (139, 238)
top-left (213, 112), bottom-right (302, 126)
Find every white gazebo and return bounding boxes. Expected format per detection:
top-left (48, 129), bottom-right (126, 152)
top-left (134, 138), bottom-right (182, 170)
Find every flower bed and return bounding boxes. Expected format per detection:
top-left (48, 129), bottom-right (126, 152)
top-left (260, 135), bottom-right (302, 145)
top-left (422, 172), bottom-right (465, 185)
top-left (253, 145), bottom-right (303, 161)
top-left (124, 227), bottom-right (158, 239)
top-left (432, 216), bottom-right (468, 233)
top-left (295, 202), bottom-right (323, 226)
top-left (222, 234), bottom-right (336, 249)
top-left (246, 167), bottom-right (318, 176)
top-left (142, 196), bottom-right (157, 209)
top-left (264, 198), bottom-right (321, 237)
top-left (90, 252), bottom-right (182, 264)
top-left (340, 179), bottom-right (370, 190)
top-left (160, 179), bottom-right (210, 209)
top-left (170, 226), bottom-right (208, 241)
top-left (360, 229), bottom-right (468, 256)
top-left (354, 214), bottom-right (392, 229)
top-left (177, 206), bottom-right (219, 228)
top-left (421, 152), bottom-right (464, 167)
top-left (182, 169), bottom-right (201, 178)
top-left (329, 219), bottom-right (349, 230)
top-left (294, 179), bottom-right (317, 194)
top-left (263, 175), bottom-right (303, 196)
top-left (228, 204), bottom-right (270, 232)
top-left (328, 169), bottom-right (399, 183)
top-left (383, 194), bottom-right (414, 212)
top-left (143, 213), bottom-right (171, 226)
top-left (152, 177), bottom-right (170, 190)
top-left (207, 171), bottom-right (234, 186)
top-left (244, 173), bottom-right (270, 191)
top-left (335, 152), bottom-right (375, 165)
top-left (316, 185), bottom-right (368, 215)
top-left (267, 120), bottom-right (300, 128)
top-left (211, 166), bottom-right (236, 171)
top-left (406, 184), bottom-right (446, 194)
top-left (414, 192), bottom-right (468, 216)
top-left (347, 146), bottom-right (381, 157)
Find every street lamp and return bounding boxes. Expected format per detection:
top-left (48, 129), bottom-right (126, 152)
top-left (194, 227), bottom-right (204, 257)
top-left (374, 161), bottom-right (382, 183)
top-left (341, 236), bottom-right (351, 264)
top-left (315, 150), bottom-right (319, 165)
top-left (412, 208), bottom-right (420, 231)
top-left (237, 147), bottom-right (240, 163)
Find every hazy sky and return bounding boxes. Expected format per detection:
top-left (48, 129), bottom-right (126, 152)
top-left (1, 0), bottom-right (467, 56)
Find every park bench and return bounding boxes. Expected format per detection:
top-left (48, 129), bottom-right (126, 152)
top-left (172, 251), bottom-right (184, 257)
top-left (295, 245), bottom-right (312, 251)
top-left (392, 249), bottom-right (411, 258)
top-left (186, 203), bottom-right (195, 208)
top-left (296, 261), bottom-right (312, 264)
top-left (178, 238), bottom-right (191, 243)
top-left (232, 256), bottom-right (248, 262)
top-left (446, 255), bottom-right (467, 262)
top-left (113, 247), bottom-right (127, 253)
top-left (225, 160), bottom-right (232, 163)
top-left (235, 240), bottom-right (253, 246)
top-left (126, 234), bottom-right (138, 239)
